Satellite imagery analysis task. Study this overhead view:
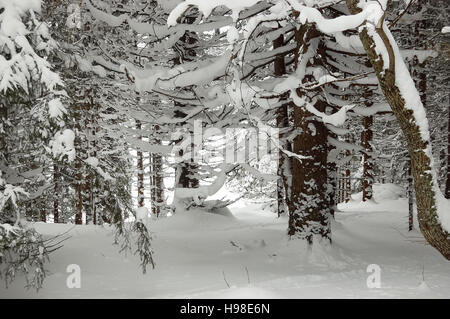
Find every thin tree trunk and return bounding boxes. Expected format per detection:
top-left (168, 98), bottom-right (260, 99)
top-left (361, 115), bottom-right (374, 201)
top-left (347, 0), bottom-right (450, 259)
top-left (53, 161), bottom-right (59, 223)
top-left (74, 102), bottom-right (83, 225)
top-left (136, 120), bottom-right (145, 207)
top-left (40, 200), bottom-right (46, 222)
top-left (84, 101), bottom-right (92, 224)
top-left (273, 31), bottom-right (291, 217)
top-left (446, 102), bottom-right (450, 199)
top-left (327, 130), bottom-right (338, 217)
top-left (408, 158), bottom-right (414, 231)
top-left (345, 148), bottom-right (351, 203)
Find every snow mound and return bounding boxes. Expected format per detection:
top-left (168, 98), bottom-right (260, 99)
top-left (351, 183), bottom-right (405, 202)
top-left (155, 207), bottom-right (237, 232)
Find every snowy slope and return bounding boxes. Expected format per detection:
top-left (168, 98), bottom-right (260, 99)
top-left (1, 197), bottom-right (449, 298)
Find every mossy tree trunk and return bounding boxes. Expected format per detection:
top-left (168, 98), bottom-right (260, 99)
top-left (347, 0), bottom-right (450, 259)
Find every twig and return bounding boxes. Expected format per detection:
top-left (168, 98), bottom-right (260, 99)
top-left (245, 266), bottom-right (250, 284)
top-left (222, 270), bottom-right (231, 288)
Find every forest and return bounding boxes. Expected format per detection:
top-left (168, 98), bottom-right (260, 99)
top-left (0, 0), bottom-right (450, 299)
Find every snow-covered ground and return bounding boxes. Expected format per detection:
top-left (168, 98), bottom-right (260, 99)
top-left (1, 185), bottom-right (449, 298)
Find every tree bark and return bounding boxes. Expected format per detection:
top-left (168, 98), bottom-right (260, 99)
top-left (288, 98), bottom-right (331, 243)
top-left (273, 32), bottom-right (291, 217)
top-left (361, 114), bottom-right (374, 201)
top-left (136, 120), bottom-right (145, 208)
top-left (53, 161), bottom-right (59, 223)
top-left (74, 102), bottom-right (83, 225)
top-left (408, 158), bottom-right (414, 231)
top-left (446, 102), bottom-right (450, 199)
top-left (347, 0), bottom-right (450, 259)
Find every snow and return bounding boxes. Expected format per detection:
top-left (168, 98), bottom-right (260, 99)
top-left (84, 157), bottom-right (99, 167)
top-left (346, 183), bottom-right (405, 203)
top-left (50, 129), bottom-right (75, 162)
top-left (136, 207), bottom-right (150, 222)
top-left (2, 197), bottom-right (450, 298)
top-left (48, 98), bottom-right (66, 118)
top-left (442, 26), bottom-right (450, 34)
top-left (291, 91), bottom-right (354, 127)
top-left (401, 49), bottom-right (438, 64)
top-left (167, 0), bottom-right (261, 26)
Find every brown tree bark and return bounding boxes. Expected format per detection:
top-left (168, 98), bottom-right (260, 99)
top-left (347, 0), bottom-right (450, 259)
top-left (287, 25), bottom-right (331, 243)
top-left (288, 97), bottom-right (330, 243)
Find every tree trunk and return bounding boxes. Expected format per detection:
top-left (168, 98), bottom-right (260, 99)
top-left (151, 125), bottom-right (164, 217)
top-left (345, 148), bottom-right (351, 203)
top-left (361, 114), bottom-right (374, 201)
top-left (446, 102), bottom-right (450, 199)
top-left (136, 120), bottom-right (145, 207)
top-left (74, 102), bottom-right (83, 225)
top-left (273, 31), bottom-right (291, 217)
top-left (408, 158), bottom-right (414, 231)
top-left (347, 0), bottom-right (450, 259)
top-left (288, 97), bottom-right (331, 243)
top-left (83, 101), bottom-right (93, 224)
top-left (53, 161), bottom-right (59, 223)
top-left (327, 130), bottom-right (338, 217)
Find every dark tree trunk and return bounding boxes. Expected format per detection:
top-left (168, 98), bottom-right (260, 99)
top-left (173, 15), bottom-right (199, 194)
top-left (345, 148), bottom-right (351, 203)
top-left (446, 102), bottom-right (450, 199)
top-left (288, 98), bottom-right (330, 243)
top-left (74, 102), bottom-right (83, 225)
top-left (361, 115), bottom-right (374, 201)
top-left (287, 25), bottom-right (331, 243)
top-left (83, 101), bottom-right (93, 224)
top-left (40, 200), bottom-right (46, 222)
top-left (327, 130), bottom-right (338, 217)
top-left (408, 158), bottom-right (414, 231)
top-left (273, 31), bottom-right (291, 217)
top-left (53, 161), bottom-right (59, 223)
top-left (136, 120), bottom-right (145, 207)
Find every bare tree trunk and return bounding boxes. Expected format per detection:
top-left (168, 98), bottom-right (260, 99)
top-left (327, 130), bottom-right (338, 217)
top-left (83, 101), bottom-right (92, 224)
top-left (40, 200), bottom-right (46, 222)
top-left (273, 31), bottom-right (291, 217)
top-left (361, 114), bottom-right (374, 201)
top-left (288, 98), bottom-right (330, 243)
top-left (136, 120), bottom-right (145, 207)
top-left (408, 158), bottom-right (414, 231)
top-left (74, 102), bottom-right (83, 225)
top-left (446, 102), bottom-right (450, 199)
top-left (345, 148), bottom-right (351, 203)
top-left (150, 125), bottom-right (164, 217)
top-left (152, 153), bottom-right (164, 217)
top-left (287, 25), bottom-right (331, 243)
top-left (91, 102), bottom-right (99, 225)
top-left (53, 161), bottom-right (59, 223)
top-left (347, 0), bottom-right (450, 259)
